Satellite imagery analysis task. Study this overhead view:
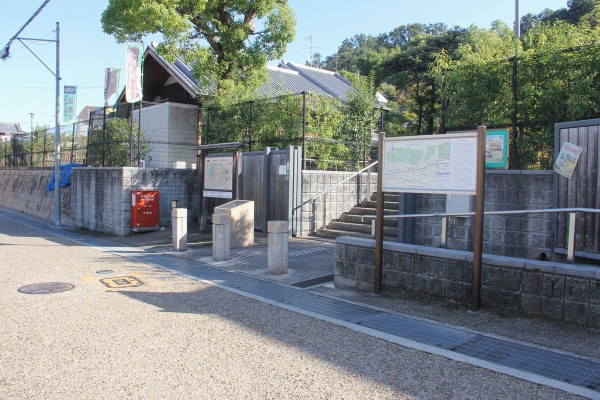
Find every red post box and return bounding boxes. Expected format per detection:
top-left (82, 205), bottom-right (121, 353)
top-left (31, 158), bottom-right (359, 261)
top-left (131, 190), bottom-right (160, 231)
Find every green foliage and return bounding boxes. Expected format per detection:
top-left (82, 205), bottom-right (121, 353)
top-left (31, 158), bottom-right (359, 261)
top-left (379, 26), bottom-right (468, 135)
top-left (434, 22), bottom-right (516, 128)
top-left (341, 73), bottom-right (379, 163)
top-left (101, 0), bottom-right (296, 104)
top-left (87, 118), bottom-right (150, 167)
top-left (434, 20), bottom-right (600, 169)
top-left (202, 91), bottom-right (380, 170)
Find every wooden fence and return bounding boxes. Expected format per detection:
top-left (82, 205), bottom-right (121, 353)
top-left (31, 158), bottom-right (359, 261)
top-left (554, 118), bottom-right (600, 260)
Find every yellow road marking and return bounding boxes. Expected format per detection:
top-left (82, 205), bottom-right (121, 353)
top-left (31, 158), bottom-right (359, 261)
top-left (100, 276), bottom-right (143, 288)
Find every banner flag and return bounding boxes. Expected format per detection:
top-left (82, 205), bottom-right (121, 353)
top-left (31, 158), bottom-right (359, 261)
top-left (63, 85), bottom-right (77, 124)
top-left (104, 68), bottom-right (120, 105)
top-left (125, 43), bottom-right (143, 103)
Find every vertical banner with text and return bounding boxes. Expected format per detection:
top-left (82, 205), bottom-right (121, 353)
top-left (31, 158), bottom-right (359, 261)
top-left (63, 85), bottom-right (77, 124)
top-left (104, 68), bottom-right (120, 106)
top-left (125, 43), bottom-right (143, 103)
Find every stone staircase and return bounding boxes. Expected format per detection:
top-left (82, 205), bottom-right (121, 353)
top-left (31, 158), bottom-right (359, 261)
top-left (316, 193), bottom-right (399, 241)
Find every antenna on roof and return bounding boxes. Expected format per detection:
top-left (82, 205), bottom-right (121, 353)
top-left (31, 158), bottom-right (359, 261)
top-left (304, 34), bottom-right (319, 67)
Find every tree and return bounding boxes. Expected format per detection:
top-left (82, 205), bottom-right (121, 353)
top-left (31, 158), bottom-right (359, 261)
top-left (101, 0), bottom-right (296, 104)
top-left (340, 72), bottom-right (379, 165)
top-left (87, 118), bottom-right (150, 167)
top-left (380, 26), bottom-right (467, 135)
top-left (434, 20), bottom-right (600, 169)
top-left (521, 0), bottom-right (599, 31)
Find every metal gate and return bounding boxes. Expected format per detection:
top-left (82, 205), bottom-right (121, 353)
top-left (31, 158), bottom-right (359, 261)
top-left (241, 146), bottom-right (302, 235)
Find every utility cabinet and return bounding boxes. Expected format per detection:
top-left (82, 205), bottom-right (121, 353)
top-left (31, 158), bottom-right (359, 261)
top-left (131, 190), bottom-right (160, 231)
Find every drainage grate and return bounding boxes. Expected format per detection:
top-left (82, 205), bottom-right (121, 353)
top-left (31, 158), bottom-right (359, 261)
top-left (226, 246), bottom-right (333, 271)
top-left (230, 253), bottom-right (268, 270)
top-left (289, 246), bottom-right (333, 258)
top-left (291, 274), bottom-right (334, 288)
top-left (191, 247), bottom-right (217, 257)
top-left (18, 282), bottom-right (75, 294)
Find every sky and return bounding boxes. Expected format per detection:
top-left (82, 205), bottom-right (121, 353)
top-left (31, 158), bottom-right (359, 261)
top-left (0, 0), bottom-right (568, 131)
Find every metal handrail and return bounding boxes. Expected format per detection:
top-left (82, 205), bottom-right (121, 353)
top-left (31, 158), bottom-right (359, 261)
top-left (361, 207), bottom-right (600, 220)
top-left (362, 207), bottom-right (600, 263)
top-left (295, 161), bottom-right (378, 231)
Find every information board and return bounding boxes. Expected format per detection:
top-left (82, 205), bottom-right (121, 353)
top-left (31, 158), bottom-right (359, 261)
top-left (451, 128), bottom-right (509, 169)
top-left (382, 133), bottom-right (478, 194)
top-left (204, 156), bottom-right (233, 192)
top-left (484, 129), bottom-right (509, 169)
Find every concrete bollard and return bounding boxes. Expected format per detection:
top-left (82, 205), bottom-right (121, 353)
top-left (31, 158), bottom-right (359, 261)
top-left (171, 208), bottom-right (188, 251)
top-left (212, 213), bottom-right (230, 261)
top-left (268, 221), bottom-right (288, 274)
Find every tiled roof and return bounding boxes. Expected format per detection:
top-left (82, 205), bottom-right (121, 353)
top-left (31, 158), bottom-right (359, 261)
top-left (0, 123), bottom-right (24, 135)
top-left (145, 46), bottom-right (353, 101)
top-left (279, 62), bottom-right (352, 100)
top-left (77, 106), bottom-right (102, 120)
top-left (259, 66), bottom-right (333, 98)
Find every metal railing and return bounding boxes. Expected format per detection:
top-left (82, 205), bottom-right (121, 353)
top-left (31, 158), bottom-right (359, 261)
top-left (298, 161), bottom-right (378, 231)
top-left (363, 207), bottom-right (600, 263)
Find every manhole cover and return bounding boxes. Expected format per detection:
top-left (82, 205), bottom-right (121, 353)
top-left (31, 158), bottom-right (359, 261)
top-left (18, 282), bottom-right (75, 294)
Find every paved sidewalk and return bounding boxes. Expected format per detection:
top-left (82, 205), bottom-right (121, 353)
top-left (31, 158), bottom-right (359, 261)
top-left (109, 226), bottom-right (335, 287)
top-left (1, 208), bottom-right (599, 399)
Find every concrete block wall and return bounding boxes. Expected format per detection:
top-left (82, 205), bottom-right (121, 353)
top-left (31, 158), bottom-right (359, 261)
top-left (72, 167), bottom-right (198, 235)
top-left (300, 170), bottom-right (376, 236)
top-left (413, 170), bottom-right (554, 260)
top-left (336, 236), bottom-right (600, 327)
top-left (299, 169), bottom-right (554, 260)
top-left (71, 168), bottom-right (130, 235)
top-left (127, 168), bottom-right (198, 227)
top-left (0, 168), bottom-right (73, 225)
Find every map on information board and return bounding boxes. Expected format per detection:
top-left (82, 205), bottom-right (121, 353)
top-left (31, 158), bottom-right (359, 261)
top-left (382, 133), bottom-right (478, 194)
top-left (204, 156), bottom-right (233, 192)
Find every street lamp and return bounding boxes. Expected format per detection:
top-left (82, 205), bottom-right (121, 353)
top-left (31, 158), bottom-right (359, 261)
top-left (1, 3), bottom-right (61, 227)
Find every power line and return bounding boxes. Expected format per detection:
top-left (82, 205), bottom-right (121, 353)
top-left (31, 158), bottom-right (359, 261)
top-left (0, 85), bottom-right (105, 89)
top-left (1, 0), bottom-right (52, 59)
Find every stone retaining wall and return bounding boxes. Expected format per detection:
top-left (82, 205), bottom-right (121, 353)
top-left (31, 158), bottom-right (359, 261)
top-left (0, 168), bottom-right (73, 225)
top-left (335, 236), bottom-right (600, 327)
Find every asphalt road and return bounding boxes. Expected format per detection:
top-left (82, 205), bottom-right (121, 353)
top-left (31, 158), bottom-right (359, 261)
top-left (0, 214), bottom-right (584, 399)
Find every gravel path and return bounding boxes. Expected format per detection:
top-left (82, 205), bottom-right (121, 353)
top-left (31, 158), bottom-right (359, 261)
top-left (0, 216), bottom-right (585, 399)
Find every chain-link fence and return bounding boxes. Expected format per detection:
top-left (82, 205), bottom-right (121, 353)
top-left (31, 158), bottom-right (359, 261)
top-left (203, 92), bottom-right (377, 171)
top-left (86, 101), bottom-right (199, 168)
top-left (1, 121), bottom-right (88, 168)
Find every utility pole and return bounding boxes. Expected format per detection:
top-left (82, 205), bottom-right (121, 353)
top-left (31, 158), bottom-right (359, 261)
top-left (511, 0), bottom-right (520, 169)
top-left (1, 2), bottom-right (61, 226)
top-left (30, 112), bottom-right (34, 167)
top-left (304, 34), bottom-right (319, 66)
